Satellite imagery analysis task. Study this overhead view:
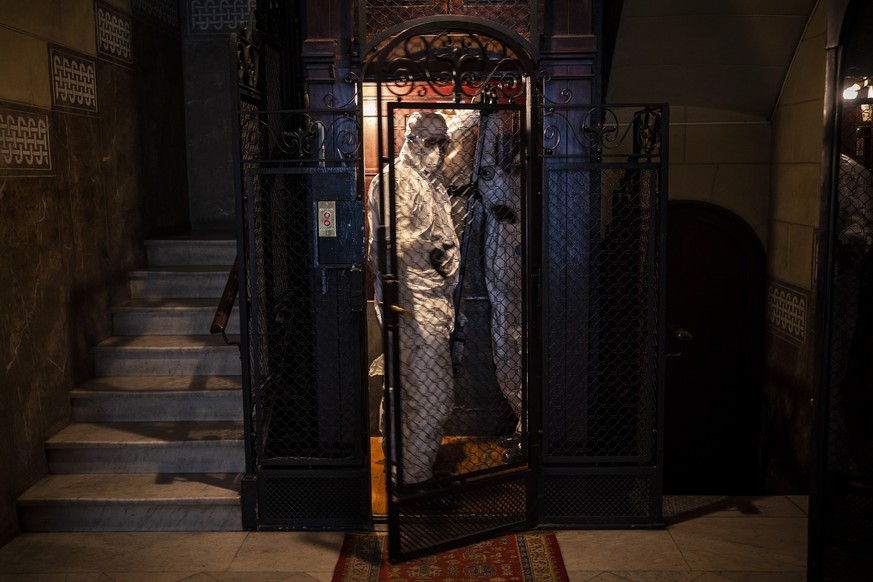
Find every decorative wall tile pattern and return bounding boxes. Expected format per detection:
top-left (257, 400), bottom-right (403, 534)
top-left (132, 0), bottom-right (180, 28)
top-left (187, 0), bottom-right (255, 34)
top-left (767, 280), bottom-right (808, 345)
top-left (0, 104), bottom-right (52, 175)
top-left (50, 47), bottom-right (98, 114)
top-left (95, 2), bottom-right (133, 64)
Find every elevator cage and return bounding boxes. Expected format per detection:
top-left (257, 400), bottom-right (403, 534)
top-left (230, 6), bottom-right (666, 540)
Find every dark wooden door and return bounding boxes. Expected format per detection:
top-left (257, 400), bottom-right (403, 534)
top-left (664, 201), bottom-right (766, 494)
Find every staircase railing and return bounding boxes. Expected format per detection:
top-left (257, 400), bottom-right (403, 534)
top-left (211, 256), bottom-right (240, 346)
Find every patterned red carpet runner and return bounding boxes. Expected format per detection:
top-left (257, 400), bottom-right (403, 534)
top-left (332, 532), bottom-right (569, 581)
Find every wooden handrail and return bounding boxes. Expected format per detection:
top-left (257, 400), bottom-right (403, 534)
top-left (211, 256), bottom-right (239, 343)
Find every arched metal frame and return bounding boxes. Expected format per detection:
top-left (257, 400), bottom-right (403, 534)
top-left (362, 17), bottom-right (542, 562)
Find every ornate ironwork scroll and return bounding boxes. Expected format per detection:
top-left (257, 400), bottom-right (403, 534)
top-left (232, 12), bottom-right (260, 98)
top-left (366, 29), bottom-right (532, 104)
top-left (541, 104), bottom-right (664, 158)
top-left (358, 0), bottom-right (539, 56)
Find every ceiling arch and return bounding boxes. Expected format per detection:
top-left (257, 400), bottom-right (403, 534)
top-left (606, 0), bottom-right (820, 120)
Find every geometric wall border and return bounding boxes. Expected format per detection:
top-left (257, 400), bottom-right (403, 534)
top-left (766, 279), bottom-right (808, 346)
top-left (0, 101), bottom-right (53, 176)
top-left (95, 1), bottom-right (134, 66)
top-left (49, 45), bottom-right (99, 114)
top-left (132, 0), bottom-right (181, 29)
top-left (185, 0), bottom-right (255, 36)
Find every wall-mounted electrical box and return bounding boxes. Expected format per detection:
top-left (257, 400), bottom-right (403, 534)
top-left (310, 169), bottom-right (363, 268)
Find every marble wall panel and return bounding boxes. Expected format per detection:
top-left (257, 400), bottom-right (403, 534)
top-left (181, 0), bottom-right (254, 229)
top-left (0, 2), bottom-right (190, 546)
top-left (0, 175), bottom-right (75, 545)
top-left (0, 0), bottom-right (96, 56)
top-left (0, 27), bottom-right (52, 108)
top-left (49, 45), bottom-right (99, 114)
top-left (0, 103), bottom-right (53, 176)
top-left (95, 1), bottom-right (134, 65)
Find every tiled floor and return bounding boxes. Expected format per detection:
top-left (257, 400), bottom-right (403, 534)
top-left (0, 496), bottom-right (809, 581)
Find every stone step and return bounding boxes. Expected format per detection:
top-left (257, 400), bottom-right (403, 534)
top-left (145, 233), bottom-right (237, 267)
top-left (111, 298), bottom-right (241, 336)
top-left (92, 335), bottom-right (241, 376)
top-left (128, 267), bottom-right (232, 299)
top-left (70, 376), bottom-right (244, 422)
top-left (16, 473), bottom-right (242, 532)
top-left (45, 421), bottom-right (246, 474)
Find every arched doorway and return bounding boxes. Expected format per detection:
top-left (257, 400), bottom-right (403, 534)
top-left (664, 201), bottom-right (766, 494)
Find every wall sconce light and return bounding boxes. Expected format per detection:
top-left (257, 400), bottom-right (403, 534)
top-left (843, 76), bottom-right (873, 100)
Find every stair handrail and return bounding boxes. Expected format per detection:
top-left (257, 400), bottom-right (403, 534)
top-left (211, 256), bottom-right (240, 346)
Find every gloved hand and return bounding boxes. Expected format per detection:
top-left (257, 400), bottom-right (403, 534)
top-left (429, 243), bottom-right (455, 278)
top-left (492, 204), bottom-right (517, 224)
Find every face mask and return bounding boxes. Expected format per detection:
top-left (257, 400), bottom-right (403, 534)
top-left (422, 146), bottom-right (442, 172)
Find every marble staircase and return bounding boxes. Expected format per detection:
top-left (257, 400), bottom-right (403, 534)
top-left (15, 233), bottom-right (246, 532)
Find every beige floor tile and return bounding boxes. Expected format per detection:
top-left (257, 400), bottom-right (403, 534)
top-left (199, 575), bottom-right (324, 581)
top-left (0, 575), bottom-right (104, 582)
top-left (226, 531), bottom-right (344, 573)
top-left (0, 533), bottom-right (248, 574)
top-left (668, 517), bottom-right (807, 572)
top-left (556, 530), bottom-right (689, 571)
top-left (567, 573), bottom-right (600, 582)
top-left (606, 573), bottom-right (703, 581)
top-left (98, 575), bottom-right (203, 582)
top-left (108, 574), bottom-right (323, 581)
top-left (664, 496), bottom-right (807, 522)
top-left (692, 573), bottom-right (806, 581)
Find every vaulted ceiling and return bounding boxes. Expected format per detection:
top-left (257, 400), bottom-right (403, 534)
top-left (606, 0), bottom-right (820, 120)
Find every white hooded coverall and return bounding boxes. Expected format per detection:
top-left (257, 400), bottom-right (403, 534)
top-left (368, 111), bottom-right (460, 485)
top-left (478, 111), bottom-right (524, 433)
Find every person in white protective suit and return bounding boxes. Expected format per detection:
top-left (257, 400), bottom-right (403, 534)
top-left (478, 112), bottom-right (524, 452)
top-left (367, 111), bottom-right (461, 486)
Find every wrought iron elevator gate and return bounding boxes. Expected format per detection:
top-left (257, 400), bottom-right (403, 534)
top-left (231, 6), bottom-right (667, 552)
top-left (364, 21), bottom-right (541, 560)
top-left (539, 104), bottom-right (667, 525)
top-left (232, 13), bottom-right (371, 530)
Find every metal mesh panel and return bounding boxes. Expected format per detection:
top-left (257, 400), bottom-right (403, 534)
top-left (542, 472), bottom-right (654, 522)
top-left (366, 23), bottom-right (537, 556)
top-left (541, 106), bottom-right (663, 467)
top-left (250, 170), bottom-right (320, 460)
top-left (359, 0), bottom-right (537, 49)
top-left (379, 105), bottom-right (527, 489)
top-left (232, 11), bottom-right (367, 530)
top-left (260, 471), bottom-right (369, 524)
top-left (395, 476), bottom-right (527, 557)
top-left (537, 104), bottom-right (665, 525)
top-left (241, 103), bottom-right (364, 466)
